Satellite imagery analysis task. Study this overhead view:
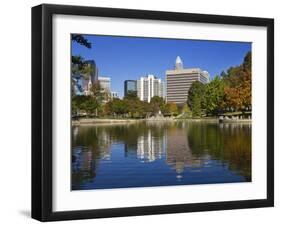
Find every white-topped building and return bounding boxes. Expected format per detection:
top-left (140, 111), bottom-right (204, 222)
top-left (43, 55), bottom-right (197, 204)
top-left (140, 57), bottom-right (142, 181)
top-left (137, 74), bottom-right (165, 103)
top-left (166, 56), bottom-right (210, 105)
top-left (175, 56), bottom-right (184, 70)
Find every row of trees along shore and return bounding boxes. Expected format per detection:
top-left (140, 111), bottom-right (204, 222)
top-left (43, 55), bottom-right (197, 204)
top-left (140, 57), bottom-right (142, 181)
top-left (71, 34), bottom-right (251, 119)
top-left (187, 51), bottom-right (251, 117)
top-left (72, 93), bottom-right (180, 118)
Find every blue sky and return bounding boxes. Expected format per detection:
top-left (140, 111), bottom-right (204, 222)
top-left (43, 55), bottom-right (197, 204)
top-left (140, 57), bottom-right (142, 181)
top-left (72, 34), bottom-right (251, 97)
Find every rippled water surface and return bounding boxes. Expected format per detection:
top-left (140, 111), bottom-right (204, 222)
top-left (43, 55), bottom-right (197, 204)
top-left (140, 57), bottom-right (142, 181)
top-left (72, 121), bottom-right (251, 190)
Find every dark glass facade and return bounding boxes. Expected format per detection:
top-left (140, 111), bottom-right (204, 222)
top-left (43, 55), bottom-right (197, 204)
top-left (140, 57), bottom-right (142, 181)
top-left (124, 80), bottom-right (137, 97)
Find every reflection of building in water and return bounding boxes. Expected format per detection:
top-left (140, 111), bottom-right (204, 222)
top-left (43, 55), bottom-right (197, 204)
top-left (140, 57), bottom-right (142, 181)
top-left (166, 128), bottom-right (207, 174)
top-left (72, 126), bottom-right (79, 140)
top-left (98, 129), bottom-right (112, 160)
top-left (137, 129), bottom-right (166, 162)
top-left (71, 127), bottom-right (114, 189)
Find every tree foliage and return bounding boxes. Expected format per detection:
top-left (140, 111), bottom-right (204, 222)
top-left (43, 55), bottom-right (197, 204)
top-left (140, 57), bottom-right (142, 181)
top-left (71, 35), bottom-right (93, 97)
top-left (163, 102), bottom-right (178, 116)
top-left (187, 51), bottom-right (252, 117)
top-left (71, 34), bottom-right (92, 49)
top-left (205, 76), bottom-right (225, 115)
top-left (222, 51), bottom-right (252, 110)
top-left (125, 90), bottom-right (138, 99)
top-left (150, 96), bottom-right (165, 115)
top-left (187, 81), bottom-right (206, 117)
top-left (82, 63), bottom-right (94, 80)
top-left (72, 95), bottom-right (98, 115)
top-left (100, 96), bottom-right (179, 119)
top-left (108, 98), bottom-right (128, 115)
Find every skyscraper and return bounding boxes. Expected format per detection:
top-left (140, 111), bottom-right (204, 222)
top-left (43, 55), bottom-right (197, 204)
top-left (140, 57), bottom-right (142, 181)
top-left (72, 59), bottom-right (99, 96)
top-left (137, 74), bottom-right (165, 103)
top-left (166, 56), bottom-right (210, 105)
top-left (124, 80), bottom-right (137, 97)
top-left (98, 76), bottom-right (111, 92)
top-left (98, 76), bottom-right (111, 103)
top-left (84, 60), bottom-right (99, 83)
top-left (82, 60), bottom-right (99, 94)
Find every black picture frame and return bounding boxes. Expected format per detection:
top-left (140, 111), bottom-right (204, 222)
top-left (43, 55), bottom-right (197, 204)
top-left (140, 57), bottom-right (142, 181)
top-left (32, 3), bottom-right (274, 222)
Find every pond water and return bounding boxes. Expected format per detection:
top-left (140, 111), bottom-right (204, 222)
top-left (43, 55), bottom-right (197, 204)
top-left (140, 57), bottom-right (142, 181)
top-left (72, 121), bottom-right (251, 190)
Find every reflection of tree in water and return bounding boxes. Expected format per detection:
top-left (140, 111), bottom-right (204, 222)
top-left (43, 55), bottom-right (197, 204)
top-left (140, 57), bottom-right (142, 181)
top-left (72, 146), bottom-right (97, 189)
top-left (187, 122), bottom-right (252, 181)
top-left (71, 123), bottom-right (166, 187)
top-left (71, 122), bottom-right (252, 189)
top-left (72, 126), bottom-right (112, 189)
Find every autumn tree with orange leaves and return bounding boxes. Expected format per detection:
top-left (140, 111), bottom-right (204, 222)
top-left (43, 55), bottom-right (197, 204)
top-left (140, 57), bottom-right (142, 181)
top-left (222, 51), bottom-right (252, 111)
top-left (187, 51), bottom-right (252, 117)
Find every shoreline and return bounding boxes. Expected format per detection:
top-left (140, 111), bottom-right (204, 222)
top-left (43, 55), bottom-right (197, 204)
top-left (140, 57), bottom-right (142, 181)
top-left (72, 117), bottom-right (252, 126)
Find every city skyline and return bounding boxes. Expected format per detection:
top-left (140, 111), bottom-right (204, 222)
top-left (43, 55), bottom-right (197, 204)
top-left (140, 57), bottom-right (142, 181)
top-left (72, 34), bottom-right (251, 98)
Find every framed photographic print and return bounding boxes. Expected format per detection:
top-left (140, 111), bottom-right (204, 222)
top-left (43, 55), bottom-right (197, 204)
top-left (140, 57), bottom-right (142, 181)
top-left (32, 4), bottom-right (274, 221)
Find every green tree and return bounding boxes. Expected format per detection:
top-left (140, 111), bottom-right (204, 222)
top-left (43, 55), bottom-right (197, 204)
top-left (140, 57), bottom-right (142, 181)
top-left (124, 90), bottom-right (138, 99)
top-left (82, 63), bottom-right (94, 80)
top-left (72, 95), bottom-right (98, 116)
top-left (109, 98), bottom-right (128, 116)
top-left (150, 96), bottom-right (165, 115)
top-left (71, 55), bottom-right (85, 69)
top-left (71, 56), bottom-right (85, 96)
top-left (181, 104), bottom-right (192, 118)
top-left (205, 76), bottom-right (225, 115)
top-left (71, 34), bottom-right (92, 49)
top-left (243, 51), bottom-right (251, 70)
top-left (71, 35), bottom-right (92, 97)
top-left (164, 102), bottom-right (178, 116)
top-left (81, 97), bottom-right (98, 115)
top-left (220, 70), bottom-right (227, 78)
top-left (192, 95), bottom-right (202, 117)
top-left (187, 81), bottom-right (206, 117)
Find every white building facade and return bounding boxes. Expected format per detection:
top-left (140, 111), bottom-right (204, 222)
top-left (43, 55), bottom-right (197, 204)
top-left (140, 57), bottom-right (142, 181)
top-left (137, 74), bottom-right (165, 102)
top-left (111, 91), bottom-right (119, 99)
top-left (98, 76), bottom-right (111, 103)
top-left (98, 76), bottom-right (111, 92)
top-left (83, 78), bottom-right (93, 96)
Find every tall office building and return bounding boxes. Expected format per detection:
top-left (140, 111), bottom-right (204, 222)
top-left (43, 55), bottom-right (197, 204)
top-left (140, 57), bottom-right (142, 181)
top-left (98, 76), bottom-right (111, 92)
top-left (166, 56), bottom-right (210, 105)
top-left (124, 80), bottom-right (137, 97)
top-left (82, 60), bottom-right (99, 94)
top-left (137, 74), bottom-right (165, 103)
top-left (84, 60), bottom-right (99, 83)
top-left (98, 76), bottom-right (111, 103)
top-left (71, 59), bottom-right (99, 96)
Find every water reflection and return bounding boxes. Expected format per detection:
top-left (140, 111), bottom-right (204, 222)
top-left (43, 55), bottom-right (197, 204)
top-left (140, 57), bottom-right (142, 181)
top-left (72, 121), bottom-right (251, 190)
